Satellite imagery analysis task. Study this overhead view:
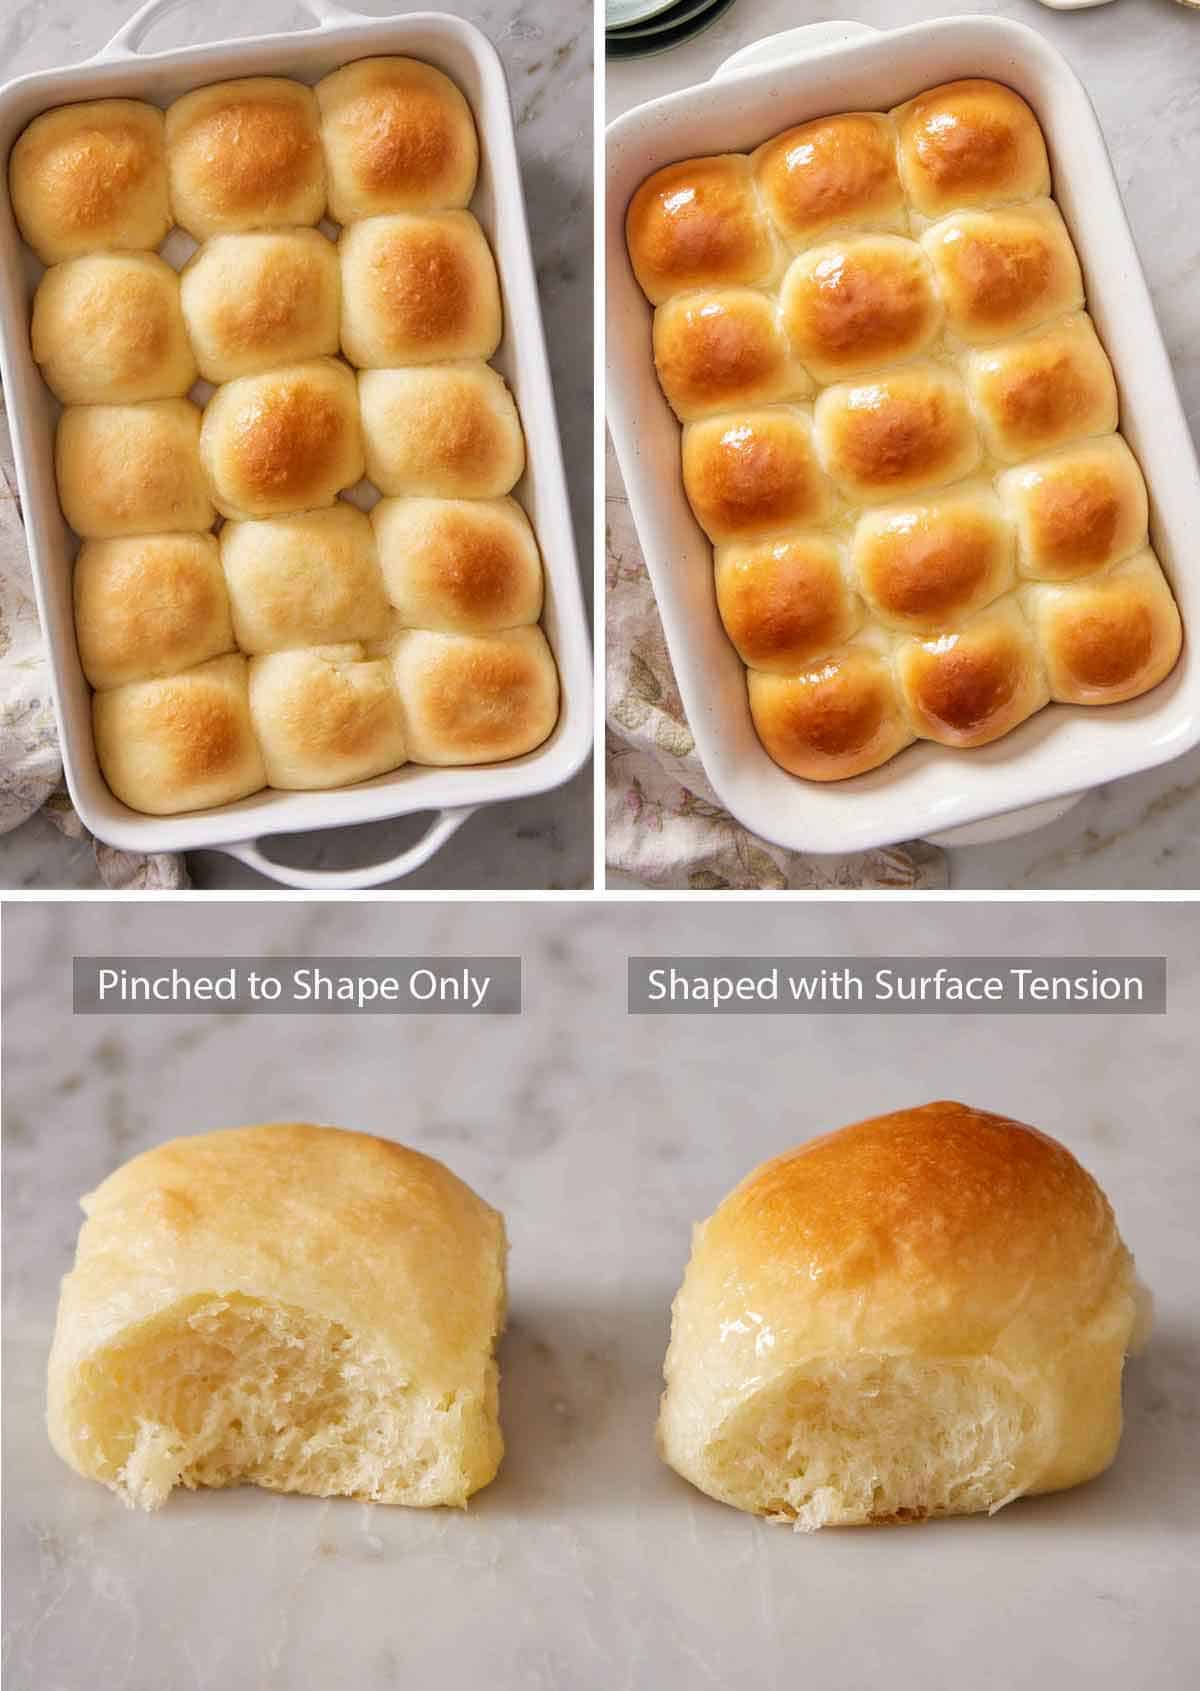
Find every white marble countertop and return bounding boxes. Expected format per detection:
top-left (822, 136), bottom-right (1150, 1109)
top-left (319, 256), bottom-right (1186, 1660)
top-left (607, 0), bottom-right (1200, 890)
top-left (4, 897), bottom-right (1199, 1688)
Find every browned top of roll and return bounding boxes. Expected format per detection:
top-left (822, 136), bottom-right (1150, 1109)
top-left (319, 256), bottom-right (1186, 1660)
top-left (626, 155), bottom-right (776, 305)
top-left (754, 112), bottom-right (904, 246)
top-left (894, 79), bottom-right (1050, 217)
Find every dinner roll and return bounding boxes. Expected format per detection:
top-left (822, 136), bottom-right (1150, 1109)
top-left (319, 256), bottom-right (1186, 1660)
top-left (747, 646), bottom-right (914, 781)
top-left (966, 313), bottom-right (1119, 464)
top-left (180, 230), bottom-right (340, 384)
top-left (896, 598), bottom-right (1048, 747)
top-left (372, 496), bottom-right (543, 633)
top-left (32, 253), bottom-right (196, 405)
top-left (165, 78), bottom-right (324, 240)
top-left (780, 235), bottom-right (941, 383)
top-left (753, 112), bottom-right (906, 248)
top-left (714, 533), bottom-right (862, 673)
top-left (626, 155), bottom-right (781, 306)
top-left (316, 57), bottom-right (479, 224)
top-left (851, 483), bottom-right (1015, 633)
top-left (93, 654), bottom-right (265, 815)
top-left (814, 364), bottom-right (980, 504)
top-left (47, 1123), bottom-right (505, 1510)
top-left (652, 289), bottom-right (811, 422)
top-left (339, 210), bottom-right (501, 367)
top-left (74, 533), bottom-right (233, 690)
top-left (57, 400), bottom-right (214, 540)
top-left (391, 626), bottom-right (559, 765)
top-left (920, 200), bottom-right (1083, 345)
top-left (249, 645), bottom-right (407, 790)
top-left (219, 504), bottom-right (390, 654)
top-left (893, 80), bottom-right (1050, 220)
top-left (199, 358), bottom-right (364, 520)
top-left (658, 1101), bottom-right (1141, 1529)
top-left (9, 99), bottom-right (169, 265)
top-left (359, 363), bottom-right (524, 499)
top-left (681, 407), bottom-right (833, 544)
top-left (998, 434), bottom-right (1148, 581)
top-left (1023, 548), bottom-right (1182, 705)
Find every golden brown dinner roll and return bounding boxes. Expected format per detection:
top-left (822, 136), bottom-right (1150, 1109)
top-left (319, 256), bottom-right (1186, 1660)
top-left (74, 533), bottom-right (233, 691)
top-left (165, 77), bottom-right (324, 240)
top-left (358, 363), bottom-right (524, 499)
top-left (753, 112), bottom-right (906, 248)
top-left (372, 496), bottom-right (542, 634)
top-left (56, 400), bottom-right (214, 540)
top-left (681, 407), bottom-right (833, 544)
top-left (626, 155), bottom-right (781, 306)
top-left (1023, 548), bottom-right (1182, 705)
top-left (714, 533), bottom-right (861, 673)
top-left (391, 625), bottom-right (559, 765)
top-left (851, 483), bottom-right (1015, 633)
top-left (32, 253), bottom-right (196, 405)
top-left (219, 504), bottom-right (390, 654)
top-left (896, 598), bottom-right (1048, 747)
top-left (814, 363), bottom-right (980, 504)
top-left (180, 229), bottom-right (340, 384)
top-left (747, 645), bottom-right (913, 781)
top-left (47, 1123), bottom-right (506, 1510)
top-left (8, 98), bottom-right (169, 265)
top-left (652, 288), bottom-right (810, 422)
top-left (316, 57), bottom-right (479, 224)
top-left (658, 1101), bottom-right (1141, 1528)
top-left (339, 210), bottom-right (501, 368)
top-left (920, 200), bottom-right (1083, 345)
top-left (966, 313), bottom-right (1119, 464)
top-left (998, 434), bottom-right (1148, 581)
top-left (92, 654), bottom-right (266, 815)
top-left (779, 234), bottom-right (941, 383)
top-left (893, 79), bottom-right (1050, 220)
top-left (249, 645), bottom-right (407, 790)
top-left (199, 358), bottom-right (364, 521)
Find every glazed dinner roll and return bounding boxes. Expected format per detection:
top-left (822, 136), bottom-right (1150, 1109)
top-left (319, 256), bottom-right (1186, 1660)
top-left (753, 112), bottom-right (906, 248)
top-left (626, 155), bottom-right (781, 306)
top-left (199, 358), bottom-right (364, 520)
top-left (32, 253), bottom-right (196, 405)
top-left (47, 1123), bottom-right (506, 1511)
top-left (896, 598), bottom-right (1048, 748)
top-left (180, 229), bottom-right (340, 384)
top-left (814, 363), bottom-right (980, 505)
top-left (359, 363), bottom-right (524, 499)
top-left (339, 210), bottom-right (501, 368)
top-left (893, 79), bottom-right (1051, 221)
top-left (56, 400), bottom-right (213, 540)
top-left (681, 407), bottom-right (833, 545)
top-left (1023, 548), bottom-right (1182, 706)
top-left (316, 58), bottom-right (479, 224)
top-left (966, 312), bottom-right (1119, 465)
top-left (249, 645), bottom-right (407, 790)
top-left (714, 533), bottom-right (862, 673)
top-left (920, 200), bottom-right (1084, 345)
top-left (851, 483), bottom-right (1015, 634)
top-left (165, 77), bottom-right (324, 240)
top-left (92, 654), bottom-right (265, 815)
top-left (652, 289), bottom-right (811, 422)
top-left (999, 434), bottom-right (1149, 582)
top-left (779, 235), bottom-right (942, 383)
top-left (747, 645), bottom-right (914, 781)
top-left (658, 1102), bottom-right (1142, 1530)
top-left (219, 504), bottom-right (390, 655)
top-left (74, 534), bottom-right (233, 691)
top-left (372, 496), bottom-right (543, 634)
top-left (391, 626), bottom-right (559, 765)
top-left (8, 98), bottom-right (169, 265)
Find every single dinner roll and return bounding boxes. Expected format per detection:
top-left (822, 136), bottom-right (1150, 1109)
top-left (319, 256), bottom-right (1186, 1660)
top-left (966, 313), bottom-right (1119, 464)
top-left (814, 363), bottom-right (980, 504)
top-left (359, 363), bottom-right (524, 499)
top-left (57, 400), bottom-right (214, 540)
top-left (626, 155), bottom-right (780, 306)
top-left (998, 434), bottom-right (1148, 582)
top-left (851, 483), bottom-right (1015, 633)
top-left (681, 407), bottom-right (833, 545)
top-left (658, 1101), bottom-right (1141, 1529)
top-left (165, 77), bottom-right (324, 240)
top-left (219, 504), bottom-right (390, 654)
top-left (780, 235), bottom-right (942, 383)
top-left (1023, 548), bottom-right (1182, 705)
top-left (199, 358), bottom-right (364, 520)
top-left (896, 597), bottom-right (1048, 748)
top-left (893, 80), bottom-right (1050, 220)
top-left (32, 253), bottom-right (196, 405)
top-left (920, 200), bottom-right (1083, 345)
top-left (316, 57), bottom-right (479, 224)
top-left (747, 646), bottom-right (914, 781)
top-left (753, 112), bottom-right (906, 248)
top-left (372, 496), bottom-right (543, 634)
top-left (92, 653), bottom-right (265, 815)
top-left (74, 533), bottom-right (233, 690)
top-left (180, 229), bottom-right (340, 384)
top-left (8, 99), bottom-right (169, 265)
top-left (249, 645), bottom-right (407, 790)
top-left (652, 289), bottom-right (811, 422)
top-left (339, 211), bottom-right (501, 368)
top-left (391, 625), bottom-right (559, 765)
top-left (714, 533), bottom-right (862, 673)
top-left (47, 1123), bottom-right (505, 1510)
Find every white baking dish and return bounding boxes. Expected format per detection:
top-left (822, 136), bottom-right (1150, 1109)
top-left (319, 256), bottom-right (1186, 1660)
top-left (606, 16), bottom-right (1200, 856)
top-left (0, 0), bottom-right (592, 889)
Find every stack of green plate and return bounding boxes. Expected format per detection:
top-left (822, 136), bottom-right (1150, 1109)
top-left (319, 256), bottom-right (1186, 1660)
top-left (606, 0), bottom-right (739, 61)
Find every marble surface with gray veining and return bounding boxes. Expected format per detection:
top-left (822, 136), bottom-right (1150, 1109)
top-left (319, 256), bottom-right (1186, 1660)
top-left (4, 898), bottom-right (1199, 1689)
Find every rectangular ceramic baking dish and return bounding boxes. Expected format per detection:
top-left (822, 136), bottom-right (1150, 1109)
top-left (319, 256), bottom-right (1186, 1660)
top-left (0, 0), bottom-right (592, 888)
top-left (607, 15), bottom-right (1200, 856)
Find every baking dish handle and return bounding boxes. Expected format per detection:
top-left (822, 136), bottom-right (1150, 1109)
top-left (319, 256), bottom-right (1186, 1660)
top-left (218, 806), bottom-right (477, 890)
top-left (95, 0), bottom-right (367, 60)
top-left (711, 21), bottom-right (879, 79)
